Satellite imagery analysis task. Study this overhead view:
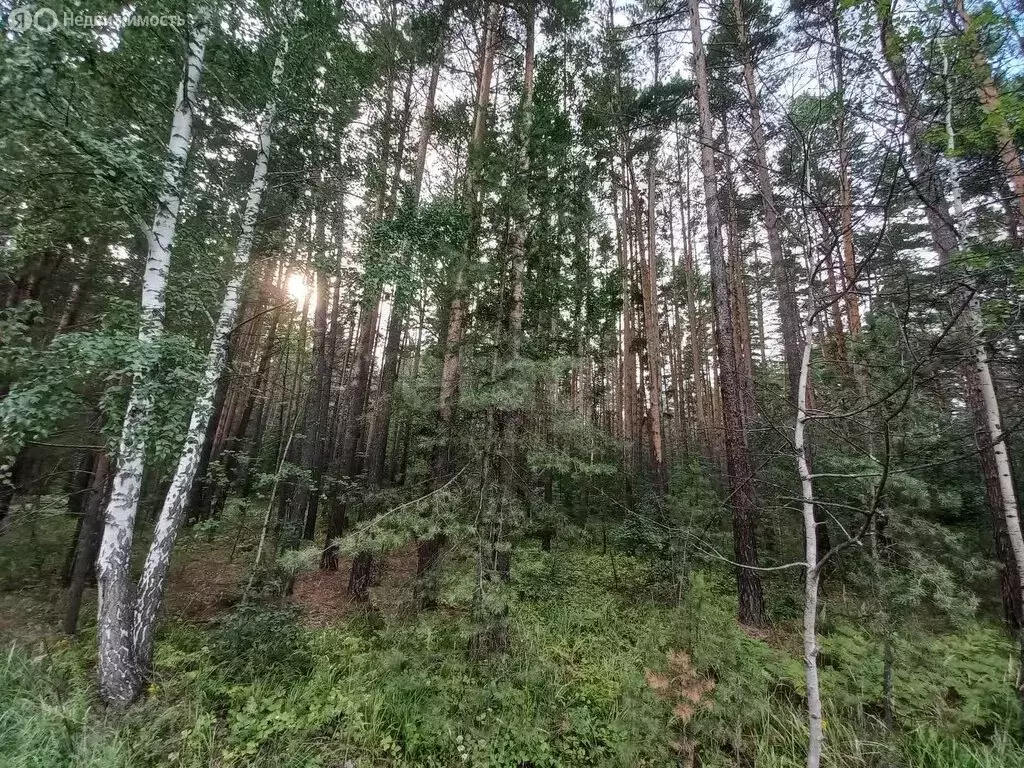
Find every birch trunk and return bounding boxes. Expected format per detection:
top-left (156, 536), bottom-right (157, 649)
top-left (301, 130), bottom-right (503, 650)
top-left (132, 30), bottom-right (288, 679)
top-left (879, 0), bottom-right (1024, 712)
top-left (795, 307), bottom-right (823, 768)
top-left (96, 13), bottom-right (209, 706)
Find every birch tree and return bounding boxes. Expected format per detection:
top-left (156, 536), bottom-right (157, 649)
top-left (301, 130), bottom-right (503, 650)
top-left (132, 28), bottom-right (291, 678)
top-left (877, 0), bottom-right (1024, 716)
top-left (96, 9), bottom-right (211, 707)
top-left (794, 282), bottom-right (823, 768)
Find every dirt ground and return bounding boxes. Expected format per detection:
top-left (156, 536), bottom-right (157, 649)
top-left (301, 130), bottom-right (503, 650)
top-left (0, 511), bottom-right (424, 648)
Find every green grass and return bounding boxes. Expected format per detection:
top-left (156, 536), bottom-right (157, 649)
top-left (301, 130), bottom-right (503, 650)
top-left (1, 526), bottom-right (1023, 766)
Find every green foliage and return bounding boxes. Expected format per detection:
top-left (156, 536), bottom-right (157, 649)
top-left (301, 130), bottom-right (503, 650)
top-left (209, 604), bottom-right (314, 681)
top-left (4, 548), bottom-right (1022, 767)
top-left (0, 646), bottom-right (125, 768)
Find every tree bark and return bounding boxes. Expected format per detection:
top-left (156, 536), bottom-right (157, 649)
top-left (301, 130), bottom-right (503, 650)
top-left (419, 3), bottom-right (500, 599)
top-left (364, 33), bottom-right (444, 487)
top-left (953, 0), bottom-right (1024, 220)
top-left (291, 186), bottom-right (332, 541)
top-left (64, 452), bottom-right (112, 635)
top-left (832, 11), bottom-right (861, 336)
top-left (689, 0), bottom-right (766, 627)
top-left (128, 29), bottom-right (287, 687)
top-left (96, 13), bottom-right (209, 707)
top-left (795, 305), bottom-right (824, 768)
top-left (733, 0), bottom-right (802, 405)
top-left (675, 134), bottom-right (707, 453)
top-left (879, 0), bottom-right (1024, 713)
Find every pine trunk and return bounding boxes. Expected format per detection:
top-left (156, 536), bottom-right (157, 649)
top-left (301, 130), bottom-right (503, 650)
top-left (689, 0), bottom-right (766, 627)
top-left (733, 0), bottom-right (802, 404)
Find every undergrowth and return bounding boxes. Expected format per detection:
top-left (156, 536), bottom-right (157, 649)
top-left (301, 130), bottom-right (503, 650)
top-left (1, 548), bottom-right (1022, 767)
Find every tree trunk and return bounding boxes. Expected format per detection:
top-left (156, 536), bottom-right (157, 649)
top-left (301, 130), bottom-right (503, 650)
top-left (795, 307), bottom-right (824, 768)
top-left (613, 178), bottom-right (638, 476)
top-left (64, 452), bottom-right (112, 635)
top-left (832, 12), bottom-right (861, 337)
top-left (217, 303), bottom-right (283, 513)
top-left (419, 3), bottom-right (500, 599)
top-left (96, 14), bottom-right (210, 707)
top-left (364, 33), bottom-right (444, 486)
top-left (675, 134), bottom-right (707, 452)
top-left (733, 0), bottom-right (802, 405)
top-left (291, 189), bottom-right (332, 541)
top-left (689, 0), bottom-right (766, 627)
top-left (954, 0), bottom-right (1024, 220)
top-left (879, 0), bottom-right (1024, 715)
top-left (129, 31), bottom-right (288, 684)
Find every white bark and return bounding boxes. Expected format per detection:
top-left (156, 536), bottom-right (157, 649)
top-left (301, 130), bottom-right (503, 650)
top-left (795, 136), bottom-right (824, 768)
top-left (133, 31), bottom-right (290, 673)
top-left (972, 311), bottom-right (1024, 594)
top-left (943, 42), bottom-right (1024, 616)
top-left (97, 14), bottom-right (210, 707)
top-left (795, 316), bottom-right (823, 768)
top-left (943, 43), bottom-right (965, 224)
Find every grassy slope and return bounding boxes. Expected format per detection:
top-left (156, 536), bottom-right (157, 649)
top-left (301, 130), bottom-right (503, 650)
top-left (1, 506), bottom-right (1023, 767)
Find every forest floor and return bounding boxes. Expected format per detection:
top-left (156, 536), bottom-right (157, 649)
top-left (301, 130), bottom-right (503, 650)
top-left (1, 498), bottom-right (1024, 767)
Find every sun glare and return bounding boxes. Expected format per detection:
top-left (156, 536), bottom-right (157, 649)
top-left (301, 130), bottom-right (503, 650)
top-left (287, 272), bottom-right (310, 304)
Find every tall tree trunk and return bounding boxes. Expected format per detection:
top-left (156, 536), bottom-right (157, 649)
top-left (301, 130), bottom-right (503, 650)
top-left (721, 122), bottom-right (755, 433)
top-left (217, 302), bottom-right (283, 514)
top-left (184, 330), bottom-right (240, 522)
top-left (795, 303), bottom-right (824, 768)
top-left (733, 0), bottom-right (802, 405)
top-left (675, 134), bottom-right (707, 453)
top-left (349, 67), bottom-right (418, 599)
top-left (364, 34), bottom-right (444, 487)
top-left (130, 31), bottom-right (288, 683)
top-left (419, 3), bottom-right (500, 601)
top-left (63, 452), bottom-right (112, 635)
top-left (689, 0), bottom-right (766, 627)
top-left (878, 0), bottom-right (1024, 713)
top-left (294, 252), bottom-right (331, 541)
top-left (475, 0), bottom-right (535, 637)
top-left (953, 0), bottom-right (1024, 220)
top-left (96, 14), bottom-right (210, 707)
top-left (290, 181), bottom-right (332, 541)
top-left (832, 10), bottom-right (861, 337)
top-left (636, 32), bottom-right (667, 493)
top-left (325, 42), bottom-right (405, 569)
top-left (613, 182), bottom-right (638, 477)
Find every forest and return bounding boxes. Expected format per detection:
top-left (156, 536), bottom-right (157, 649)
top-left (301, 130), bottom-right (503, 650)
top-left (2, 0), bottom-right (1024, 765)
